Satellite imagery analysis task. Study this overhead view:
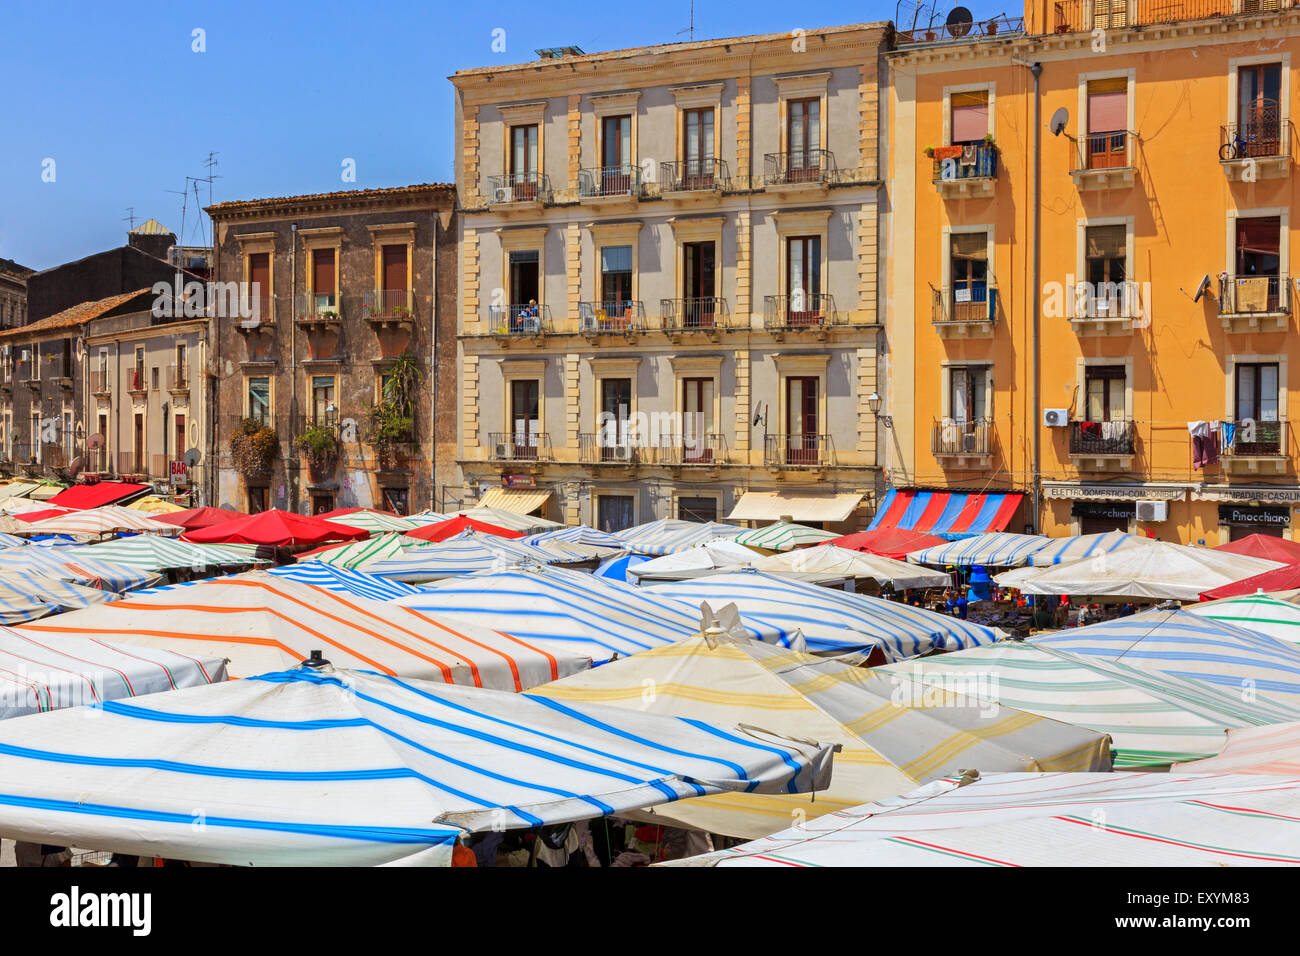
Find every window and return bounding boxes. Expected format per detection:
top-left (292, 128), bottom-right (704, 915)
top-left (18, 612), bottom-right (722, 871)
top-left (951, 90), bottom-right (989, 146)
top-left (599, 378), bottom-right (631, 457)
top-left (510, 124), bottom-right (539, 194)
top-left (1236, 216), bottom-right (1281, 276)
top-left (310, 375), bottom-right (336, 425)
top-left (382, 487), bottom-right (409, 514)
top-left (1238, 63), bottom-right (1282, 156)
top-left (60, 338), bottom-right (72, 378)
top-left (1085, 78), bottom-right (1128, 169)
top-left (247, 251), bottom-right (271, 318)
top-left (310, 493), bottom-right (334, 515)
top-left (151, 366), bottom-right (159, 390)
top-left (247, 487), bottom-right (268, 514)
top-left (1085, 225), bottom-right (1127, 316)
top-left (381, 244), bottom-right (408, 294)
top-left (948, 366), bottom-right (988, 423)
top-left (175, 413), bottom-right (186, 461)
top-left (510, 379), bottom-right (541, 456)
top-left (682, 108), bottom-right (715, 185)
top-left (247, 376), bottom-right (271, 425)
top-left (682, 377), bottom-right (715, 463)
top-left (682, 241), bottom-right (716, 327)
top-left (678, 496), bottom-right (718, 523)
top-left (311, 249), bottom-right (336, 308)
top-left (132, 347), bottom-right (144, 390)
top-left (133, 413), bottom-right (144, 474)
top-left (950, 233), bottom-right (989, 322)
top-left (600, 245), bottom-right (633, 307)
top-left (30, 414), bottom-right (39, 463)
top-left (96, 412), bottom-right (108, 470)
top-left (1092, 0), bottom-right (1127, 29)
top-left (787, 98), bottom-right (821, 173)
top-left (63, 411), bottom-right (72, 462)
top-left (597, 495), bottom-right (635, 533)
top-left (786, 376), bottom-right (820, 465)
top-left (601, 114), bottom-right (632, 168)
top-left (1236, 363), bottom-right (1280, 423)
top-left (1085, 365), bottom-right (1126, 421)
top-left (786, 236), bottom-right (822, 321)
top-left (508, 249), bottom-right (540, 311)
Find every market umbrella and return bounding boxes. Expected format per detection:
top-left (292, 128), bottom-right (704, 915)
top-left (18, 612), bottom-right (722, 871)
top-left (1214, 533), bottom-right (1300, 564)
top-left (181, 508), bottom-right (368, 546)
top-left (1032, 608), bottom-right (1300, 700)
top-left (264, 562), bottom-right (423, 602)
top-left (673, 772), bottom-right (1300, 867)
top-left (1172, 721), bottom-right (1300, 774)
top-left (878, 638), bottom-right (1300, 767)
top-left (72, 535), bottom-right (267, 572)
top-left (0, 662), bottom-right (834, 866)
top-left (154, 506), bottom-right (243, 531)
top-left (318, 508), bottom-right (417, 534)
top-left (626, 539), bottom-right (759, 581)
top-left (17, 571), bottom-right (587, 691)
top-left (829, 527), bottom-right (947, 560)
top-left (367, 530), bottom-right (568, 583)
top-left (393, 564), bottom-right (788, 664)
top-left (1199, 564), bottom-right (1300, 601)
top-left (127, 495), bottom-right (186, 514)
top-left (14, 506), bottom-right (75, 523)
top-left (535, 631), bottom-right (1110, 837)
top-left (749, 545), bottom-right (952, 589)
top-left (526, 525), bottom-right (627, 549)
top-left (595, 552), bottom-right (650, 583)
top-left (0, 547), bottom-right (161, 592)
top-left (646, 569), bottom-right (998, 659)
top-left (908, 532), bottom-right (1052, 568)
top-left (454, 506), bottom-right (562, 534)
top-left (0, 571), bottom-right (114, 623)
top-left (1022, 530), bottom-right (1148, 566)
top-left (0, 626), bottom-right (227, 719)
top-left (20, 506), bottom-right (183, 537)
top-left (732, 521), bottom-right (838, 552)
top-left (0, 496), bottom-right (50, 515)
top-left (296, 531), bottom-right (427, 571)
top-left (405, 514), bottom-right (525, 543)
top-left (613, 518), bottom-right (745, 556)
top-left (1186, 592), bottom-right (1300, 646)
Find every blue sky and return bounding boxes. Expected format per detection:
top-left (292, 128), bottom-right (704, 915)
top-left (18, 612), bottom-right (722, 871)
top-left (0, 0), bottom-right (998, 269)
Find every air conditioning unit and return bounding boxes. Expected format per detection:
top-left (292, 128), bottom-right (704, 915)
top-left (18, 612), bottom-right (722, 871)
top-left (1135, 499), bottom-right (1168, 523)
top-left (611, 444), bottom-right (632, 461)
top-left (1043, 408), bottom-right (1069, 427)
top-left (494, 442), bottom-right (510, 459)
top-left (493, 186), bottom-right (511, 203)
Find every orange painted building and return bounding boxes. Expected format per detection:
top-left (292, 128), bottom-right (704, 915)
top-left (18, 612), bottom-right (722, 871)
top-left (883, 1), bottom-right (1300, 544)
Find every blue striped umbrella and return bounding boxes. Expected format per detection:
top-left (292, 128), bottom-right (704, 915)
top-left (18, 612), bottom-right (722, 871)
top-left (908, 532), bottom-right (1053, 568)
top-left (395, 565), bottom-right (786, 663)
top-left (0, 570), bottom-right (112, 623)
top-left (0, 545), bottom-right (160, 593)
top-left (613, 518), bottom-right (745, 556)
top-left (1024, 531), bottom-right (1146, 567)
top-left (265, 562), bottom-right (422, 601)
top-left (367, 530), bottom-right (565, 582)
top-left (645, 569), bottom-right (998, 659)
top-left (1032, 608), bottom-right (1300, 700)
top-left (525, 525), bottom-right (628, 549)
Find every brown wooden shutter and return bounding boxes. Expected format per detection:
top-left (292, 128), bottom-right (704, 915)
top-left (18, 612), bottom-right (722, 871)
top-left (382, 244), bottom-right (407, 292)
top-left (312, 249), bottom-right (335, 293)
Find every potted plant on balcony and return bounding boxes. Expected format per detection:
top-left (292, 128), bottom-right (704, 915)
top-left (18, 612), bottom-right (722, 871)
top-left (229, 417), bottom-right (278, 479)
top-left (296, 422), bottom-right (338, 482)
top-left (367, 353), bottom-right (421, 471)
top-left (924, 145), bottom-right (936, 159)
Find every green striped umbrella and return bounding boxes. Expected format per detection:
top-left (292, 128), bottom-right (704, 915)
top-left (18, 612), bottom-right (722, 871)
top-left (733, 521), bottom-right (838, 552)
top-left (1186, 593), bottom-right (1300, 646)
top-left (77, 536), bottom-right (268, 572)
top-left (307, 532), bottom-right (426, 570)
top-left (320, 511), bottom-right (416, 534)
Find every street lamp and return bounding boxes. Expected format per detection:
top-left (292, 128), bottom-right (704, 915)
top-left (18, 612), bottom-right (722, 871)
top-left (867, 391), bottom-right (893, 430)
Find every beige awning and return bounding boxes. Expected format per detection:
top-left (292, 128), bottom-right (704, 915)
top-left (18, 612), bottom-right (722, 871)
top-left (476, 487), bottom-right (554, 515)
top-left (727, 491), bottom-right (864, 524)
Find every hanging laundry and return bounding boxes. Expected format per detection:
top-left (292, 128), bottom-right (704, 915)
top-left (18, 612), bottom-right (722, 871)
top-left (961, 144), bottom-right (977, 166)
top-left (1220, 420), bottom-right (1237, 452)
top-left (1188, 421), bottom-right (1218, 469)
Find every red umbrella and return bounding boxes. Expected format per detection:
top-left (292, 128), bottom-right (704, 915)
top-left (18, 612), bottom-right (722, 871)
top-left (404, 514), bottom-right (525, 544)
top-left (1199, 563), bottom-right (1300, 602)
top-left (154, 506), bottom-right (244, 531)
top-left (14, 507), bottom-right (75, 523)
top-left (181, 509), bottom-right (369, 546)
top-left (829, 527), bottom-right (948, 560)
top-left (1213, 533), bottom-right (1300, 564)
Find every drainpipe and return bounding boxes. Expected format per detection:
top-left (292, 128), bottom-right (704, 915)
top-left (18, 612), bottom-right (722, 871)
top-left (289, 223), bottom-right (298, 513)
top-left (430, 208), bottom-right (439, 511)
top-left (1031, 61), bottom-right (1042, 534)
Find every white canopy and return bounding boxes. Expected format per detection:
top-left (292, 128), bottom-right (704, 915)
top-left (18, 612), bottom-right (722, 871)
top-left (626, 538), bottom-right (759, 581)
top-left (750, 545), bottom-right (951, 589)
top-left (908, 532), bottom-right (1052, 568)
top-left (996, 540), bottom-right (1282, 601)
top-left (1186, 593), bottom-right (1300, 645)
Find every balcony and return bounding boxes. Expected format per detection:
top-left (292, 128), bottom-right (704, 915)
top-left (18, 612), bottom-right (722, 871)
top-left (362, 290), bottom-right (414, 328)
top-left (486, 172), bottom-right (552, 210)
top-left (896, 15), bottom-right (1024, 44)
top-left (1069, 420), bottom-right (1137, 471)
top-left (1219, 118), bottom-right (1293, 181)
top-left (488, 303), bottom-right (552, 340)
top-left (658, 159), bottom-right (731, 199)
top-left (660, 297), bottom-right (730, 338)
top-left (578, 432), bottom-right (640, 466)
top-left (579, 301), bottom-right (645, 337)
top-left (1221, 419), bottom-right (1288, 475)
top-left (1069, 281), bottom-right (1146, 335)
top-left (763, 294), bottom-right (836, 338)
top-left (764, 433), bottom-right (832, 470)
top-left (1071, 131), bottom-right (1137, 190)
top-left (294, 291), bottom-right (343, 329)
top-left (932, 286), bottom-right (997, 338)
top-left (41, 443), bottom-right (67, 474)
top-left (21, 370), bottom-right (40, 390)
top-left (932, 418), bottom-right (994, 468)
top-left (655, 433), bottom-right (728, 467)
top-left (764, 150), bottom-right (836, 191)
top-left (234, 295), bottom-right (275, 332)
top-left (1048, 0), bottom-right (1293, 34)
top-left (127, 368), bottom-right (148, 396)
top-left (90, 369), bottom-right (112, 397)
top-left (488, 432), bottom-right (553, 463)
top-left (577, 165), bottom-right (642, 206)
top-left (931, 144), bottom-right (999, 199)
top-left (1218, 273), bottom-right (1290, 333)
top-left (167, 363), bottom-right (190, 396)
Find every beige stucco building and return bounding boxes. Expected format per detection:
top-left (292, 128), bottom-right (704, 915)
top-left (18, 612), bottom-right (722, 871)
top-left (450, 24), bottom-right (887, 530)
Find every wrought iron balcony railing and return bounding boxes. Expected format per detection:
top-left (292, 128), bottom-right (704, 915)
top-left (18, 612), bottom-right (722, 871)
top-left (1074, 131), bottom-right (1137, 171)
top-left (488, 432), bottom-right (553, 462)
top-left (167, 363), bottom-right (190, 391)
top-left (1220, 118), bottom-right (1293, 160)
top-left (896, 15), bottom-right (1024, 42)
top-left (1221, 419), bottom-right (1286, 458)
top-left (578, 164), bottom-right (642, 199)
top-left (658, 158), bottom-right (731, 192)
top-left (931, 143), bottom-right (999, 181)
top-left (763, 293), bottom-right (836, 329)
top-left (1070, 282), bottom-right (1143, 321)
top-left (363, 289), bottom-right (414, 322)
top-left (660, 297), bottom-right (730, 332)
top-left (1069, 420), bottom-right (1137, 456)
top-left (294, 291), bottom-right (342, 323)
top-left (578, 432), bottom-right (640, 464)
top-left (488, 303), bottom-right (552, 335)
top-left (1049, 0), bottom-right (1291, 34)
top-left (932, 286), bottom-right (998, 325)
top-left (764, 149), bottom-right (836, 186)
top-left (1218, 274), bottom-right (1290, 316)
top-left (932, 418), bottom-right (993, 458)
top-left (487, 171), bottom-right (553, 204)
top-left (764, 433), bottom-right (832, 467)
top-left (654, 432), bottom-right (728, 466)
top-left (90, 370), bottom-right (112, 395)
top-left (128, 368), bottom-right (148, 392)
top-left (579, 300), bottom-right (645, 333)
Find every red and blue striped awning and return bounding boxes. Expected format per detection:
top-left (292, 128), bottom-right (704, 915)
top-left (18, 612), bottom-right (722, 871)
top-left (867, 490), bottom-right (1024, 541)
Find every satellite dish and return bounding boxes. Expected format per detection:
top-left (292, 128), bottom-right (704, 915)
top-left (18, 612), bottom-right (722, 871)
top-left (946, 6), bottom-right (974, 36)
top-left (87, 433), bottom-right (104, 450)
top-left (1049, 108), bottom-right (1069, 136)
top-left (184, 447), bottom-right (202, 468)
top-left (1192, 274), bottom-right (1212, 303)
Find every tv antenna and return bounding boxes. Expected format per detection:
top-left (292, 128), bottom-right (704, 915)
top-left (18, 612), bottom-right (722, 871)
top-left (122, 207), bottom-right (137, 230)
top-left (677, 0), bottom-right (695, 41)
